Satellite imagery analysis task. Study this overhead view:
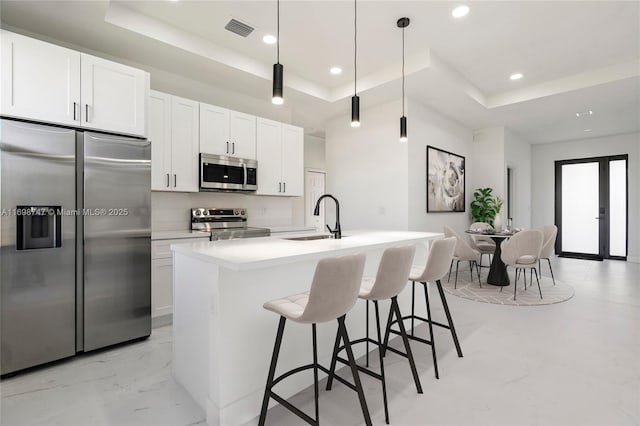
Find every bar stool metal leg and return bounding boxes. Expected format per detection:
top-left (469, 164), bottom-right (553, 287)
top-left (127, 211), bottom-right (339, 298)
top-left (312, 324), bottom-right (319, 424)
top-left (391, 297), bottom-right (423, 393)
top-left (422, 282), bottom-right (439, 380)
top-left (365, 300), bottom-right (370, 367)
top-left (373, 301), bottom-right (390, 424)
top-left (259, 316), bottom-right (287, 426)
top-left (338, 316), bottom-right (373, 426)
top-left (435, 280), bottom-right (463, 358)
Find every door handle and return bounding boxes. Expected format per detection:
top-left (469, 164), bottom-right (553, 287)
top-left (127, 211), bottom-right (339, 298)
top-left (232, 142), bottom-right (235, 155)
top-left (85, 104), bottom-right (90, 122)
top-left (242, 163), bottom-right (247, 188)
top-left (174, 174), bottom-right (177, 187)
top-left (166, 173), bottom-right (170, 188)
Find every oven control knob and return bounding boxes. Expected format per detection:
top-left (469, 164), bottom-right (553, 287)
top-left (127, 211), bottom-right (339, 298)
top-left (234, 209), bottom-right (239, 215)
top-left (240, 210), bottom-right (246, 215)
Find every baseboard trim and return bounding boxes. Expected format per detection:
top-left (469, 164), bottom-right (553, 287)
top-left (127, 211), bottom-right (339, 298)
top-left (152, 314), bottom-right (173, 328)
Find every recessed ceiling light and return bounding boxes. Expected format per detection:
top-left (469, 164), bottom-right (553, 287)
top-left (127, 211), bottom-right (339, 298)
top-left (509, 73), bottom-right (523, 81)
top-left (329, 67), bottom-right (342, 75)
top-left (262, 35), bottom-right (277, 45)
top-left (452, 5), bottom-right (470, 18)
top-left (576, 110), bottom-right (594, 117)
top-left (584, 129), bottom-right (593, 132)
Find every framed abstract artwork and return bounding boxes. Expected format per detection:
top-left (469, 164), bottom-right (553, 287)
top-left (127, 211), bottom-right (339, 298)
top-left (426, 145), bottom-right (465, 212)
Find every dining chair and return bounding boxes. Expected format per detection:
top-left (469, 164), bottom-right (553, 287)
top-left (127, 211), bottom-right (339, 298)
top-left (500, 229), bottom-right (544, 300)
top-left (444, 225), bottom-right (481, 288)
top-left (539, 225), bottom-right (558, 286)
top-left (469, 222), bottom-right (496, 268)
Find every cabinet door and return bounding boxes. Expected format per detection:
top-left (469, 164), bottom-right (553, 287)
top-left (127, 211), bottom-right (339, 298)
top-left (281, 124), bottom-right (304, 196)
top-left (152, 258), bottom-right (173, 318)
top-left (256, 118), bottom-right (283, 196)
top-left (199, 102), bottom-right (230, 156)
top-left (170, 96), bottom-right (199, 192)
top-left (1, 30), bottom-right (80, 126)
top-left (149, 91), bottom-right (172, 191)
top-left (229, 110), bottom-right (256, 160)
top-left (80, 53), bottom-right (148, 137)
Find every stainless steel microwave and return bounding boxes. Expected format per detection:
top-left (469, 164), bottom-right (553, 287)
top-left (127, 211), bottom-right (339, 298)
top-left (200, 153), bottom-right (257, 191)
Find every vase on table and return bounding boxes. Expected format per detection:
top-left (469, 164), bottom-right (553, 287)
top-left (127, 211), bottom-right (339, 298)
top-left (493, 213), bottom-right (503, 232)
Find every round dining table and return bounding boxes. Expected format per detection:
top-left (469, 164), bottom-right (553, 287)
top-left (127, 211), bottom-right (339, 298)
top-left (466, 230), bottom-right (517, 286)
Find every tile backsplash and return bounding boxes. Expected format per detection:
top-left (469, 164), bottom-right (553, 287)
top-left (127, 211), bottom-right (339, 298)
top-left (152, 191), bottom-right (300, 231)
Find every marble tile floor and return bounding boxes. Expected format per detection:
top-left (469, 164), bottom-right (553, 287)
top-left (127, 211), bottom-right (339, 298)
top-left (1, 257), bottom-right (638, 426)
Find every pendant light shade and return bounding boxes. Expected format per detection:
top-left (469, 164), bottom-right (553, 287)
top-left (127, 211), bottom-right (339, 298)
top-left (400, 116), bottom-right (407, 142)
top-left (350, 0), bottom-right (360, 127)
top-left (272, 63), bottom-right (283, 105)
top-left (351, 95), bottom-right (360, 127)
top-left (272, 0), bottom-right (283, 105)
top-left (397, 17), bottom-right (410, 142)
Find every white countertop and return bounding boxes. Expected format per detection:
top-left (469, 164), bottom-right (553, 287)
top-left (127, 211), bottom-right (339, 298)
top-left (152, 230), bottom-right (211, 241)
top-left (171, 230), bottom-right (443, 271)
top-left (268, 225), bottom-right (317, 234)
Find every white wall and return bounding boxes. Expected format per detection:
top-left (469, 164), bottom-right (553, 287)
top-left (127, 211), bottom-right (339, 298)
top-left (407, 99), bottom-right (474, 235)
top-left (472, 127), bottom-right (505, 198)
top-left (325, 100), bottom-right (409, 231)
top-left (532, 132), bottom-right (640, 262)
top-left (504, 129), bottom-right (532, 229)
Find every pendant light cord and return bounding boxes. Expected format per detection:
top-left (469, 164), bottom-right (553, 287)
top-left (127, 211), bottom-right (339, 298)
top-left (354, 0), bottom-right (357, 95)
top-left (277, 0), bottom-right (280, 64)
top-left (402, 25), bottom-right (405, 116)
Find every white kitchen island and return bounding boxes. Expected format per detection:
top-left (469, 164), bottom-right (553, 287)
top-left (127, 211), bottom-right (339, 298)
top-left (171, 230), bottom-right (442, 426)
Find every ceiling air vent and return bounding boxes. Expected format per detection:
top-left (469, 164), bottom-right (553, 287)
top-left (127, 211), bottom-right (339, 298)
top-left (225, 18), bottom-right (255, 38)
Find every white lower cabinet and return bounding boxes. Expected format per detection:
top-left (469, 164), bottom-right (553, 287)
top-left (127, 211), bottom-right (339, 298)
top-left (256, 118), bottom-right (304, 196)
top-left (151, 237), bottom-right (209, 318)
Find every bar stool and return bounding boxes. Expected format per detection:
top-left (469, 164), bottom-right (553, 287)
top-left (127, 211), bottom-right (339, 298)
top-left (325, 245), bottom-right (421, 424)
top-left (383, 237), bottom-right (461, 380)
top-left (258, 253), bottom-right (371, 426)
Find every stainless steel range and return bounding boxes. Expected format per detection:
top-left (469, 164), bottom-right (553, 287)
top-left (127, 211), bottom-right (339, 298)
top-left (190, 208), bottom-right (270, 240)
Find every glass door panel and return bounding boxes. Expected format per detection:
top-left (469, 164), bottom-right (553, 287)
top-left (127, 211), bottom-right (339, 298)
top-left (561, 162), bottom-right (599, 254)
top-left (609, 160), bottom-right (627, 257)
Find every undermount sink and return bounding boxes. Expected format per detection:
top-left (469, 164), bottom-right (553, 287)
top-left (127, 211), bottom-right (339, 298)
top-left (283, 235), bottom-right (333, 241)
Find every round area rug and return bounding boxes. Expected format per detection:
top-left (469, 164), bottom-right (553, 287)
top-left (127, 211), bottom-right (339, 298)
top-left (440, 268), bottom-right (574, 306)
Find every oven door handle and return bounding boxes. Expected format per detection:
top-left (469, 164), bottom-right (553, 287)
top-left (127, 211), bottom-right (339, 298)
top-left (242, 163), bottom-right (247, 189)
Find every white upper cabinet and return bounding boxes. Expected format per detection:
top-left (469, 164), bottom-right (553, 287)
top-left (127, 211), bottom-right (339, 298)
top-left (199, 103), bottom-right (256, 160)
top-left (229, 110), bottom-right (256, 159)
top-left (170, 96), bottom-right (199, 192)
top-left (256, 118), bottom-right (304, 197)
top-left (149, 91), bottom-right (172, 191)
top-left (80, 54), bottom-right (148, 137)
top-left (1, 30), bottom-right (80, 126)
top-left (148, 91), bottom-right (199, 192)
top-left (281, 124), bottom-right (304, 196)
top-left (199, 103), bottom-right (230, 156)
top-left (0, 30), bottom-right (148, 137)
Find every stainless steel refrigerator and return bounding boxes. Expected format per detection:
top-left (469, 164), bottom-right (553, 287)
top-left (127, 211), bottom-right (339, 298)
top-left (0, 119), bottom-right (151, 375)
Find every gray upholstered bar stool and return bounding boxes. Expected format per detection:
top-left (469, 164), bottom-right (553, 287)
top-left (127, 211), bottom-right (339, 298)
top-left (383, 237), bottom-right (461, 380)
top-left (258, 253), bottom-right (371, 426)
top-left (325, 245), bottom-right (422, 424)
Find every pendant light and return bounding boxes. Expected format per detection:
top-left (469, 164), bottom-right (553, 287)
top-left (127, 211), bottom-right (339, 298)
top-left (272, 0), bottom-right (284, 105)
top-left (398, 17), bottom-right (409, 142)
top-left (351, 0), bottom-right (360, 127)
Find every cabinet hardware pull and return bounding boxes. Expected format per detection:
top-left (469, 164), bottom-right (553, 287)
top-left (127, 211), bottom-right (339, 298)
top-left (279, 182), bottom-right (281, 193)
top-left (174, 174), bottom-right (177, 187)
top-left (226, 141), bottom-right (229, 154)
top-left (73, 102), bottom-right (77, 121)
top-left (85, 104), bottom-right (89, 122)
top-left (166, 174), bottom-right (170, 188)
top-left (232, 142), bottom-right (235, 154)
top-left (283, 182), bottom-right (286, 193)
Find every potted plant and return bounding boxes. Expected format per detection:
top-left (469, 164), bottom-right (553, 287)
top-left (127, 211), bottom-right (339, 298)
top-left (470, 187), bottom-right (496, 225)
top-left (493, 196), bottom-right (504, 231)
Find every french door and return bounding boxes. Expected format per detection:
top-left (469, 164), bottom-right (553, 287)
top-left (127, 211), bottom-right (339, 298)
top-left (555, 155), bottom-right (628, 260)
